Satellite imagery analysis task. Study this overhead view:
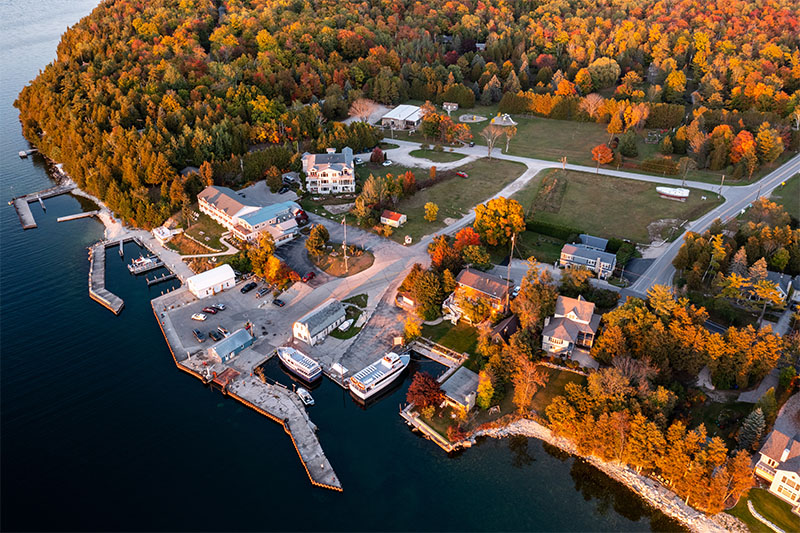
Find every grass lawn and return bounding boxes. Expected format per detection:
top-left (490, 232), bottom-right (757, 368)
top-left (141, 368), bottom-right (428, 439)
top-left (183, 208), bottom-right (226, 250)
top-left (329, 305), bottom-right (364, 340)
top-left (420, 404), bottom-right (457, 439)
top-left (515, 231), bottom-right (565, 265)
top-left (511, 168), bottom-right (723, 243)
top-left (771, 174), bottom-right (799, 220)
top-left (685, 400), bottom-right (752, 449)
top-left (421, 321), bottom-right (479, 362)
top-left (728, 488), bottom-right (800, 533)
top-left (409, 148), bottom-right (467, 163)
top-left (390, 158), bottom-right (526, 243)
top-left (342, 293), bottom-right (368, 308)
top-left (309, 244), bottom-right (374, 277)
top-left (164, 233), bottom-right (215, 255)
top-left (530, 367), bottom-right (587, 415)
top-left (355, 161), bottom-right (414, 185)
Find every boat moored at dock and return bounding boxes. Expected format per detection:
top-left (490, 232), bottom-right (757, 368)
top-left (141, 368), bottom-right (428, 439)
top-left (296, 387), bottom-right (315, 406)
top-left (349, 352), bottom-right (410, 401)
top-left (127, 254), bottom-right (163, 274)
top-left (277, 346), bottom-right (322, 382)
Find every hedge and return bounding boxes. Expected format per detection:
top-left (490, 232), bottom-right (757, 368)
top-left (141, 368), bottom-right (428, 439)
top-left (526, 220), bottom-right (583, 241)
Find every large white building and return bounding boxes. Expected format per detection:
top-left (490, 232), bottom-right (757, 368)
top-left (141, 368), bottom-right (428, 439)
top-left (302, 148), bottom-right (355, 195)
top-left (187, 264), bottom-right (236, 299)
top-left (197, 185), bottom-right (304, 245)
top-left (381, 105), bottom-right (423, 130)
top-left (292, 299), bottom-right (347, 346)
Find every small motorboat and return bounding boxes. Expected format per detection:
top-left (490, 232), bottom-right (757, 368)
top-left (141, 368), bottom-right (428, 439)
top-left (338, 319), bottom-right (354, 332)
top-left (296, 387), bottom-right (314, 406)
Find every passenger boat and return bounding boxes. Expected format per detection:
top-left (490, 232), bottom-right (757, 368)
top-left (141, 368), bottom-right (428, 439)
top-left (656, 186), bottom-right (690, 201)
top-left (296, 387), bottom-right (315, 406)
top-left (276, 346), bottom-right (322, 382)
top-left (349, 352), bottom-right (410, 401)
top-left (127, 254), bottom-right (162, 274)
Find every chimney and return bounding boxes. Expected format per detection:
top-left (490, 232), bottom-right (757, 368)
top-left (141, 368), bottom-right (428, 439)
top-left (544, 317), bottom-right (550, 327)
top-left (342, 146), bottom-right (353, 160)
top-left (326, 147), bottom-right (336, 154)
top-left (781, 447), bottom-right (791, 463)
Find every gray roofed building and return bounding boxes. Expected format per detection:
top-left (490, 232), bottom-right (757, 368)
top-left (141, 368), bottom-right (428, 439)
top-left (755, 428), bottom-right (800, 511)
top-left (491, 314), bottom-right (520, 344)
top-left (292, 299), bottom-right (347, 346)
top-left (208, 328), bottom-right (255, 363)
top-left (579, 234), bottom-right (609, 251)
top-left (542, 295), bottom-right (601, 356)
top-left (559, 243), bottom-right (617, 280)
top-left (302, 148), bottom-right (355, 195)
top-left (441, 366), bottom-right (480, 410)
top-left (455, 268), bottom-right (509, 303)
top-left (197, 185), bottom-right (258, 227)
top-left (765, 271), bottom-right (794, 302)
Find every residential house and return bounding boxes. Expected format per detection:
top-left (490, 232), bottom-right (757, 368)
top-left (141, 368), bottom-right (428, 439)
top-left (302, 147), bottom-right (355, 195)
top-left (767, 271), bottom-right (795, 303)
top-left (754, 429), bottom-right (800, 512)
top-left (559, 234), bottom-right (617, 279)
top-left (441, 367), bottom-right (480, 411)
top-left (209, 328), bottom-right (255, 364)
top-left (443, 268), bottom-right (510, 323)
top-left (490, 314), bottom-right (520, 344)
top-left (381, 105), bottom-right (423, 130)
top-left (380, 210), bottom-right (407, 228)
top-left (187, 264), bottom-right (236, 299)
top-left (293, 299), bottom-right (347, 346)
top-left (542, 295), bottom-right (601, 355)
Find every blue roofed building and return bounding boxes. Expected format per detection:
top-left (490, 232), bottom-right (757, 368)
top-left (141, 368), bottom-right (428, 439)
top-left (208, 328), bottom-right (255, 363)
top-left (232, 201), bottom-right (302, 245)
top-left (559, 234), bottom-right (617, 280)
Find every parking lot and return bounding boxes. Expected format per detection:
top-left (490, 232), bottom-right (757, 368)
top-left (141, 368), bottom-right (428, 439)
top-left (274, 237), bottom-right (332, 288)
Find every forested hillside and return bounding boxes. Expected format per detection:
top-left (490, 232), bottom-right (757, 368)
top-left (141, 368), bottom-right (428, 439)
top-left (16, 0), bottom-right (800, 227)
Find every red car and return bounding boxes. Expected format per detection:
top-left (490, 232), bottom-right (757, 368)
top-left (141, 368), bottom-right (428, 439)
top-left (201, 306), bottom-right (218, 314)
top-left (302, 272), bottom-right (316, 283)
top-left (456, 171), bottom-right (468, 178)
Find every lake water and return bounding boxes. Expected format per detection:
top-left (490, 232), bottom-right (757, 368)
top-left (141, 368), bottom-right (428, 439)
top-left (0, 2), bottom-right (682, 530)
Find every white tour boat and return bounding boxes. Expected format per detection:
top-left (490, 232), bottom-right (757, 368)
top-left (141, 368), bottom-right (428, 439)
top-left (296, 387), bottom-right (314, 406)
top-left (349, 352), bottom-right (410, 401)
top-left (656, 186), bottom-right (690, 201)
top-left (276, 346), bottom-right (322, 382)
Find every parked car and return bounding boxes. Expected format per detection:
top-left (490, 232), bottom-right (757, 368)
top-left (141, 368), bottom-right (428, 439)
top-left (469, 141), bottom-right (475, 147)
top-left (212, 303), bottom-right (226, 311)
top-left (192, 329), bottom-right (205, 342)
top-left (240, 282), bottom-right (257, 293)
top-left (354, 157), bottom-right (363, 165)
top-left (191, 313), bottom-right (207, 321)
top-left (202, 306), bottom-right (218, 314)
top-left (456, 171), bottom-right (468, 178)
top-left (512, 285), bottom-right (521, 298)
top-left (217, 325), bottom-right (229, 336)
top-left (302, 272), bottom-right (316, 283)
top-left (272, 298), bottom-right (286, 307)
top-left (382, 159), bottom-right (393, 166)
top-left (208, 330), bottom-right (223, 341)
top-left (256, 287), bottom-right (270, 298)
top-left (279, 186), bottom-right (290, 194)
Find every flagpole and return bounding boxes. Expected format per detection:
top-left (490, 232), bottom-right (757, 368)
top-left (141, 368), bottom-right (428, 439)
top-left (343, 215), bottom-right (348, 274)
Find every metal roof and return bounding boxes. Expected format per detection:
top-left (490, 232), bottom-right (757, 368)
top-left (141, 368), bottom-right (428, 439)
top-left (381, 105), bottom-right (422, 122)
top-left (295, 299), bottom-right (346, 338)
top-left (239, 201), bottom-right (300, 227)
top-left (210, 328), bottom-right (253, 358)
top-left (187, 264), bottom-right (235, 292)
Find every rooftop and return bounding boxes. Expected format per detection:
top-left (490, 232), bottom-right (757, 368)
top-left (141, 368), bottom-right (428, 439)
top-left (561, 243), bottom-right (617, 266)
top-left (198, 186), bottom-right (253, 217)
top-left (381, 210), bottom-right (404, 222)
top-left (296, 299), bottom-right (346, 338)
top-left (187, 264), bottom-right (235, 291)
top-left (766, 270), bottom-right (794, 292)
top-left (302, 147), bottom-right (353, 172)
top-left (382, 104), bottom-right (422, 122)
top-left (456, 267), bottom-right (509, 301)
top-left (490, 314), bottom-right (520, 343)
top-left (239, 201), bottom-right (300, 227)
top-left (579, 234), bottom-right (609, 251)
top-left (210, 328), bottom-right (253, 358)
top-left (554, 295), bottom-right (596, 324)
top-left (441, 366), bottom-right (479, 406)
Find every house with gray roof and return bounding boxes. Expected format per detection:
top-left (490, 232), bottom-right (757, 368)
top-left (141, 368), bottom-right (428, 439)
top-left (542, 295), bottom-right (601, 355)
top-left (381, 105), bottom-right (423, 130)
top-left (441, 367), bottom-right (480, 411)
top-left (292, 299), bottom-right (347, 346)
top-left (755, 429), bottom-right (800, 511)
top-left (209, 328), bottom-right (255, 363)
top-left (302, 147), bottom-right (355, 195)
top-left (559, 236), bottom-right (617, 279)
top-left (766, 271), bottom-right (795, 302)
top-left (442, 268), bottom-right (510, 323)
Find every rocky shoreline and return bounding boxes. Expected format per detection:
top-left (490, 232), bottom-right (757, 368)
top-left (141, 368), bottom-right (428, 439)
top-left (471, 419), bottom-right (748, 533)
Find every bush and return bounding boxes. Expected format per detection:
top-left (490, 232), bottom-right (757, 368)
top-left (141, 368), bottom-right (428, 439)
top-left (619, 131), bottom-right (638, 157)
top-left (525, 220), bottom-right (583, 240)
top-left (640, 157), bottom-right (679, 175)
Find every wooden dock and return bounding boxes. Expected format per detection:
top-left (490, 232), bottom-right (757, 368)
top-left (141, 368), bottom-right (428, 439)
top-left (146, 272), bottom-right (177, 286)
top-left (9, 182), bottom-right (77, 230)
top-left (88, 242), bottom-right (124, 315)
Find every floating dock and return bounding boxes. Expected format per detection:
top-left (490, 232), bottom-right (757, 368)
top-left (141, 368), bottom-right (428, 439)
top-left (9, 182), bottom-right (76, 229)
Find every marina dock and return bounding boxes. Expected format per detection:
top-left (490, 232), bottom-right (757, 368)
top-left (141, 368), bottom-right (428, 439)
top-left (58, 211), bottom-right (99, 223)
top-left (9, 182), bottom-right (76, 230)
top-left (88, 241), bottom-right (125, 315)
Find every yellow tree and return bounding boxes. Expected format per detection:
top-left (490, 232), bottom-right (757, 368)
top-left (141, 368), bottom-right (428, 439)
top-left (424, 202), bottom-right (438, 222)
top-left (512, 354), bottom-right (549, 412)
top-left (247, 232), bottom-right (276, 279)
top-left (476, 369), bottom-right (495, 409)
top-left (720, 273), bottom-right (751, 302)
top-left (752, 279), bottom-right (784, 324)
top-left (473, 197), bottom-right (525, 246)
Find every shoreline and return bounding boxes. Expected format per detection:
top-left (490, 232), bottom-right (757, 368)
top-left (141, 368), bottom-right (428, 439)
top-left (471, 419), bottom-right (748, 533)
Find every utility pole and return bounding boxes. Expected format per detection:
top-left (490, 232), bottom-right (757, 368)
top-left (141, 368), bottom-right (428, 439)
top-left (343, 215), bottom-right (349, 274)
top-left (719, 174), bottom-right (725, 195)
top-left (505, 233), bottom-right (516, 311)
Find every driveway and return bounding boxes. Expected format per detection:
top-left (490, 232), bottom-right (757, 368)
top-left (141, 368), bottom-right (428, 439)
top-left (238, 180), bottom-right (298, 206)
top-left (274, 236), bottom-right (332, 288)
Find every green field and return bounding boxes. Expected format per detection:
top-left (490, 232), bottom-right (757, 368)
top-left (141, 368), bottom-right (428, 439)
top-left (409, 148), bottom-right (467, 163)
top-left (183, 208), bottom-right (226, 249)
top-left (728, 488), bottom-right (800, 533)
top-left (512, 169), bottom-right (723, 243)
top-left (390, 158), bottom-right (526, 243)
top-left (771, 174), bottom-right (799, 219)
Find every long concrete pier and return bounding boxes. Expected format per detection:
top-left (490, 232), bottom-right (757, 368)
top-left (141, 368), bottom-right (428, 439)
top-left (9, 182), bottom-right (76, 229)
top-left (88, 242), bottom-right (125, 315)
top-left (58, 210), bottom-right (99, 222)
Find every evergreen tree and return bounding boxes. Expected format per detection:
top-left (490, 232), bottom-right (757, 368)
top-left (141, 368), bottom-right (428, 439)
top-left (738, 408), bottom-right (765, 450)
top-left (619, 131), bottom-right (638, 157)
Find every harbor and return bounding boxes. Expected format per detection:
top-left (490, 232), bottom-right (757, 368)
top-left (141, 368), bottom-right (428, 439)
top-left (9, 182), bottom-right (76, 229)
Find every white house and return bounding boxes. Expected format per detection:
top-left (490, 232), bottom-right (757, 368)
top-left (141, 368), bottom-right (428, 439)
top-left (198, 186), bottom-right (258, 230)
top-left (302, 148), bottom-right (355, 195)
top-left (755, 429), bottom-right (800, 512)
top-left (559, 234), bottom-right (617, 280)
top-left (187, 264), bottom-right (236, 299)
top-left (380, 210), bottom-right (406, 228)
top-left (293, 299), bottom-right (347, 346)
top-left (542, 295), bottom-right (601, 355)
top-left (381, 105), bottom-right (422, 130)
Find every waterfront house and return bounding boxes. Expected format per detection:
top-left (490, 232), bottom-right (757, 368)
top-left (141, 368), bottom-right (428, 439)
top-left (302, 148), bottom-right (356, 195)
top-left (293, 299), bottom-right (347, 346)
top-left (187, 264), bottom-right (236, 299)
top-left (380, 210), bottom-right (407, 228)
top-left (754, 429), bottom-right (800, 511)
top-left (559, 234), bottom-right (617, 280)
top-left (209, 328), bottom-right (255, 364)
top-left (441, 367), bottom-right (480, 411)
top-left (542, 295), bottom-right (600, 355)
top-left (380, 105), bottom-right (423, 130)
top-left (442, 268), bottom-right (510, 323)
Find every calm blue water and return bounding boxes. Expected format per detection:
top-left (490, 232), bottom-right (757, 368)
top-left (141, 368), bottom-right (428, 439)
top-left (0, 2), bottom-right (682, 531)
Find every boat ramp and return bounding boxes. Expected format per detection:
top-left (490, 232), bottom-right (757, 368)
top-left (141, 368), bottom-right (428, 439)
top-left (9, 182), bottom-right (76, 229)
